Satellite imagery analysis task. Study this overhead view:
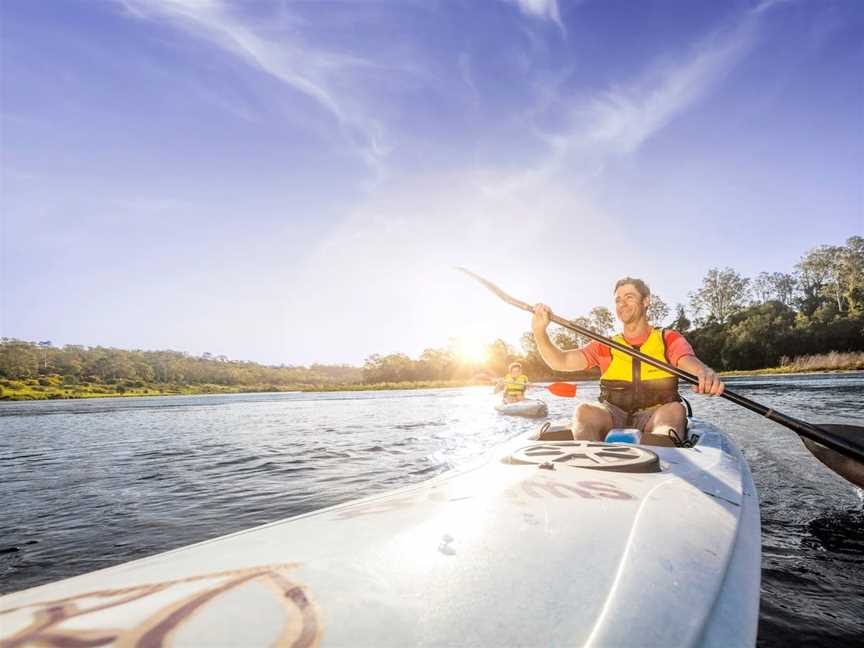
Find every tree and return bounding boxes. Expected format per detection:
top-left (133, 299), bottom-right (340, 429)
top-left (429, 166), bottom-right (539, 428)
top-left (839, 236), bottom-right (864, 313)
top-left (133, 362), bottom-right (156, 382)
top-left (647, 294), bottom-right (670, 326)
top-left (558, 317), bottom-right (593, 347)
top-left (485, 339), bottom-right (514, 376)
top-left (520, 331), bottom-right (538, 356)
top-left (720, 301), bottom-right (798, 370)
top-left (689, 268), bottom-right (751, 325)
top-left (589, 306), bottom-right (614, 336)
top-left (752, 271), bottom-right (797, 307)
top-left (519, 331), bottom-right (547, 376)
top-left (752, 272), bottom-right (773, 303)
top-left (796, 245), bottom-right (844, 313)
top-left (768, 272), bottom-right (797, 307)
top-left (362, 353), bottom-right (417, 383)
top-left (686, 323), bottom-right (729, 370)
top-left (0, 339), bottom-right (39, 379)
top-left (54, 348), bottom-right (84, 378)
top-left (671, 304), bottom-right (690, 332)
top-left (36, 341), bottom-right (54, 371)
top-left (419, 348), bottom-right (453, 380)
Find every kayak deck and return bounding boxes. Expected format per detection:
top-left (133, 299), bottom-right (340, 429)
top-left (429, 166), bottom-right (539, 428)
top-left (0, 420), bottom-right (760, 647)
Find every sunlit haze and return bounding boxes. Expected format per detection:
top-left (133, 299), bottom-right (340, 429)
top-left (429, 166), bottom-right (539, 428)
top-left (451, 334), bottom-right (491, 365)
top-left (2, 0), bottom-right (862, 365)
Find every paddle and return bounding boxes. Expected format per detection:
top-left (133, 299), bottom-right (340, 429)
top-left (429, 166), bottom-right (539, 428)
top-left (546, 382), bottom-right (577, 397)
top-left (459, 268), bottom-right (864, 489)
top-left (496, 381), bottom-right (576, 397)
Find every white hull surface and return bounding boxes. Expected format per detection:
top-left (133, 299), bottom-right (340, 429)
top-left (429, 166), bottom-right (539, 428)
top-left (0, 420), bottom-right (760, 648)
top-left (494, 397), bottom-right (548, 417)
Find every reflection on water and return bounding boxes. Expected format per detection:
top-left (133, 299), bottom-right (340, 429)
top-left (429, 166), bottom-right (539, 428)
top-left (1, 374), bottom-right (863, 646)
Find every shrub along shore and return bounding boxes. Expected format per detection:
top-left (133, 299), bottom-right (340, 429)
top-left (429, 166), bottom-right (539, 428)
top-left (0, 377), bottom-right (487, 401)
top-left (1, 352), bottom-right (862, 401)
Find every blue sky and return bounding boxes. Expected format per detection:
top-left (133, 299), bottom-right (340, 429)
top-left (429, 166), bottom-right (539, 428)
top-left (2, 0), bottom-right (862, 365)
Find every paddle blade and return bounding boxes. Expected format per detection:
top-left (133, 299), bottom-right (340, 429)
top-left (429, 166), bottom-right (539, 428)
top-left (455, 267), bottom-right (534, 312)
top-left (547, 382), bottom-right (577, 398)
top-left (801, 424), bottom-right (864, 489)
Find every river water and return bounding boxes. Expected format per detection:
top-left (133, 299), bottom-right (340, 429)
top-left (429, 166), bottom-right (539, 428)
top-left (1, 374), bottom-right (862, 646)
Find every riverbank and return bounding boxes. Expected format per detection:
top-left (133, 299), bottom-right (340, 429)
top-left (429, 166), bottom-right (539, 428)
top-left (722, 368), bottom-right (864, 377)
top-left (0, 378), bottom-right (490, 401)
top-left (3, 354), bottom-right (862, 401)
top-left (722, 352), bottom-right (864, 376)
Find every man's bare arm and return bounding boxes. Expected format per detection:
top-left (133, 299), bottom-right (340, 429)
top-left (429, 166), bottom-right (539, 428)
top-left (532, 304), bottom-right (590, 372)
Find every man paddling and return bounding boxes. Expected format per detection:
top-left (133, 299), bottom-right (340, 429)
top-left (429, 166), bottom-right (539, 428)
top-left (532, 277), bottom-right (724, 444)
top-left (494, 362), bottom-right (531, 403)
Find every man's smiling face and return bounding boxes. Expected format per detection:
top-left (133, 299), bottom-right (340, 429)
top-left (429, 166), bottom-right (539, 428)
top-left (614, 283), bottom-right (649, 325)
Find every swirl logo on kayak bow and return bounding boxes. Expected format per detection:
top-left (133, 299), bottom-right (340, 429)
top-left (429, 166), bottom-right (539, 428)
top-left (0, 564), bottom-right (321, 648)
top-left (507, 441), bottom-right (661, 473)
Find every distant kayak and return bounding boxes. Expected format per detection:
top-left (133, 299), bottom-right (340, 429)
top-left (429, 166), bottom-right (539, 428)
top-left (0, 418), bottom-right (760, 647)
top-left (494, 398), bottom-right (548, 417)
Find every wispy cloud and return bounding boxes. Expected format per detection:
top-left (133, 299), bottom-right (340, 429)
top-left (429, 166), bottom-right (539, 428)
top-left (117, 0), bottom-right (392, 177)
top-left (580, 23), bottom-right (752, 156)
top-left (506, 0), bottom-right (564, 31)
top-left (500, 0), bottom-right (788, 194)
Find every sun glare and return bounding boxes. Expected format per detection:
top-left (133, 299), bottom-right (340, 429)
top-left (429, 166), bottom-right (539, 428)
top-left (452, 335), bottom-right (488, 364)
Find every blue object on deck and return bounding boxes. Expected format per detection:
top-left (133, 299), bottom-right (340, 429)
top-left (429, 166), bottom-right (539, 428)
top-left (605, 428), bottom-right (642, 444)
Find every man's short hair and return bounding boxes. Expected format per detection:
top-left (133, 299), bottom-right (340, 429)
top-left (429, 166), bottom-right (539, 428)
top-left (509, 362), bottom-right (522, 371)
top-left (614, 277), bottom-right (650, 300)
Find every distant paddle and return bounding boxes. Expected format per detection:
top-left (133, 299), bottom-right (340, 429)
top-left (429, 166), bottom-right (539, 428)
top-left (545, 382), bottom-right (577, 398)
top-left (459, 267), bottom-right (864, 489)
top-left (496, 381), bottom-right (575, 397)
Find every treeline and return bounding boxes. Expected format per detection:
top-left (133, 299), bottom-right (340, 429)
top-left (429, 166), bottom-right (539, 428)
top-left (680, 235), bottom-right (864, 370)
top-left (1, 236), bottom-right (861, 395)
top-left (361, 341), bottom-right (594, 385)
top-left (0, 343), bottom-right (362, 387)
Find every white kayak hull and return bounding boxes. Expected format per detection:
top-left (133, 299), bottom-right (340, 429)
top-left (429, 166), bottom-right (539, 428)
top-left (494, 398), bottom-right (548, 417)
top-left (0, 419), bottom-right (760, 647)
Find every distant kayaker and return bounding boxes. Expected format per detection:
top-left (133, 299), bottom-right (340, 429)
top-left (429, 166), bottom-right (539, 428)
top-left (531, 277), bottom-right (724, 444)
top-left (494, 362), bottom-right (531, 403)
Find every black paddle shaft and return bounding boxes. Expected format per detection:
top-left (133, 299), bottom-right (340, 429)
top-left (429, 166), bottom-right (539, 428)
top-left (459, 268), bottom-right (863, 461)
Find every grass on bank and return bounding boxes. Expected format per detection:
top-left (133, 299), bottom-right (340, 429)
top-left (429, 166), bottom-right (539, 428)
top-left (0, 377), bottom-right (489, 401)
top-left (722, 351), bottom-right (864, 376)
